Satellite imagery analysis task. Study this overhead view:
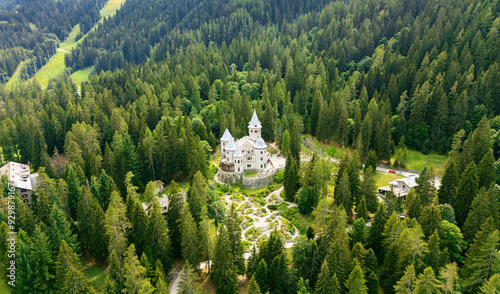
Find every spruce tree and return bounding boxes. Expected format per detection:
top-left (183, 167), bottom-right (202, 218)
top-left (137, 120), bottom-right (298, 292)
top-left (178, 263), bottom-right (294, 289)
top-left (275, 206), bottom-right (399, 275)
top-left (254, 259), bottom-right (269, 293)
top-left (105, 191), bottom-right (129, 258)
top-left (226, 202), bottom-right (246, 275)
top-left (481, 274), bottom-right (500, 294)
top-left (438, 159), bottom-right (458, 205)
top-left (478, 150), bottom-right (495, 189)
top-left (178, 261), bottom-right (203, 294)
top-left (55, 241), bottom-right (94, 294)
top-left (419, 205), bottom-right (442, 239)
top-left (453, 162), bottom-right (479, 227)
top-left (378, 116), bottom-right (393, 162)
top-left (315, 260), bottom-right (332, 294)
top-left (166, 181), bottom-right (184, 257)
top-left (414, 267), bottom-right (440, 294)
top-left (49, 203), bottom-right (79, 254)
top-left (439, 262), bottom-right (459, 294)
top-left (351, 219), bottom-right (368, 246)
top-left (212, 226), bottom-right (238, 293)
top-left (146, 198), bottom-right (173, 273)
top-left (364, 150), bottom-right (377, 173)
top-left (284, 154), bottom-right (299, 201)
top-left (198, 206), bottom-right (213, 272)
top-left (361, 167), bottom-right (378, 212)
top-left (348, 150), bottom-right (362, 205)
top-left (180, 205), bottom-right (200, 268)
top-left (346, 264), bottom-right (368, 294)
top-left (331, 274), bottom-right (341, 294)
top-left (247, 275), bottom-right (262, 294)
top-left (369, 203), bottom-right (388, 259)
top-left (281, 130), bottom-right (290, 156)
top-left (31, 225), bottom-right (54, 293)
top-left (334, 170), bottom-right (352, 217)
top-left (122, 244), bottom-right (155, 293)
top-left (463, 187), bottom-right (500, 241)
top-left (356, 196), bottom-right (369, 220)
top-left (153, 260), bottom-right (169, 294)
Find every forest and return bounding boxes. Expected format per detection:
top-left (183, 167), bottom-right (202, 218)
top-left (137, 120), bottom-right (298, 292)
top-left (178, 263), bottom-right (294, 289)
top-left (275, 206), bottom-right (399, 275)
top-left (1, 0), bottom-right (500, 293)
top-left (0, 0), bottom-right (106, 83)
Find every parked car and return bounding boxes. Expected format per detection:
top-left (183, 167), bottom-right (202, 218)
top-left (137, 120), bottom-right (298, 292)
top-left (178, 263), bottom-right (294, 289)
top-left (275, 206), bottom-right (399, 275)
top-left (388, 169), bottom-right (396, 174)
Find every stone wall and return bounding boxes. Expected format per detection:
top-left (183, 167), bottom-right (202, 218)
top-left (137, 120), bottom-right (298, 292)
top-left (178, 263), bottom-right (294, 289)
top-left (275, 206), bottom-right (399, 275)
top-left (218, 170), bottom-right (240, 184)
top-left (241, 174), bottom-right (273, 189)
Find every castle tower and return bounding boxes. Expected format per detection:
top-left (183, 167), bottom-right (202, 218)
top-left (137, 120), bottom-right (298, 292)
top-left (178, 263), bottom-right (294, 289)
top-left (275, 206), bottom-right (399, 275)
top-left (220, 128), bottom-right (233, 157)
top-left (225, 137), bottom-right (237, 163)
top-left (255, 137), bottom-right (267, 172)
top-left (233, 144), bottom-right (243, 174)
top-left (248, 110), bottom-right (262, 142)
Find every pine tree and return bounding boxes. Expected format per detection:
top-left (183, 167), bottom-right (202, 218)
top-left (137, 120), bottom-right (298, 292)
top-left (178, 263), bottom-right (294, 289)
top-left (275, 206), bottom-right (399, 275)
top-left (212, 226), bottom-right (238, 293)
top-left (181, 205), bottom-right (200, 268)
top-left (146, 198), bottom-right (173, 273)
top-left (334, 170), bottom-right (352, 217)
top-left (315, 260), bottom-right (332, 294)
top-left (361, 167), bottom-right (378, 212)
top-left (438, 159), bottom-right (458, 205)
top-left (419, 205), bottom-right (442, 239)
top-left (167, 181), bottom-right (184, 257)
top-left (453, 162), bottom-right (479, 227)
top-left (31, 225), bottom-right (54, 293)
top-left (269, 253), bottom-right (288, 292)
top-left (49, 203), bottom-right (79, 254)
top-left (153, 260), bottom-right (169, 294)
top-left (404, 190), bottom-right (422, 219)
top-left (426, 230), bottom-right (444, 274)
top-left (414, 267), bottom-right (440, 294)
top-left (105, 191), bottom-right (129, 258)
top-left (364, 150), bottom-right (377, 173)
top-left (108, 250), bottom-right (125, 292)
top-left (178, 261), bottom-right (203, 294)
top-left (478, 150), bottom-right (495, 189)
top-left (369, 203), bottom-right (388, 259)
top-left (122, 244), bottom-right (155, 293)
top-left (281, 130), bottom-right (290, 156)
top-left (254, 259), bottom-right (269, 293)
top-left (346, 263), bottom-right (368, 294)
top-left (284, 154), bottom-right (299, 201)
top-left (55, 241), bottom-right (94, 294)
top-left (65, 164), bottom-right (82, 219)
top-left (394, 264), bottom-right (416, 294)
top-left (348, 151), bottom-right (362, 205)
top-left (463, 187), bottom-right (500, 241)
top-left (481, 273), bottom-right (500, 294)
top-left (439, 262), bottom-right (459, 294)
top-left (327, 226), bottom-right (352, 290)
top-left (187, 186), bottom-right (203, 225)
top-left (356, 196), bottom-right (369, 220)
top-left (290, 122), bottom-right (301, 164)
top-left (262, 100), bottom-right (275, 141)
top-left (198, 206), bottom-right (213, 272)
top-left (247, 275), bottom-right (262, 294)
top-left (378, 116), bottom-right (393, 162)
top-left (226, 202), bottom-right (246, 275)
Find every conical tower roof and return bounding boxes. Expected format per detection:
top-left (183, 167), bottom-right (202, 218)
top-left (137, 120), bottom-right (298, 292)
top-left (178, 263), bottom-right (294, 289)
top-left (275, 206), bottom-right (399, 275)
top-left (234, 144), bottom-right (243, 157)
top-left (220, 128), bottom-right (233, 141)
top-left (255, 137), bottom-right (267, 149)
top-left (226, 137), bottom-right (236, 151)
top-left (248, 110), bottom-right (261, 128)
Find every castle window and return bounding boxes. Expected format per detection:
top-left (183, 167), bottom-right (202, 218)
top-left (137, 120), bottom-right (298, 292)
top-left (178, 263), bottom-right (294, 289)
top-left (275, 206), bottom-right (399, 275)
top-left (247, 164), bottom-right (251, 168)
top-left (261, 157), bottom-right (263, 161)
top-left (238, 167), bottom-right (240, 172)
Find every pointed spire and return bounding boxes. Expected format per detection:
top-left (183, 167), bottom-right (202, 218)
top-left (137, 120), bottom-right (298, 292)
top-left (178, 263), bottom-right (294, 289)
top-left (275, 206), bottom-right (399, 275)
top-left (248, 110), bottom-right (262, 128)
top-left (234, 144), bottom-right (243, 157)
top-left (255, 137), bottom-right (267, 149)
top-left (221, 128), bottom-right (233, 141)
top-left (226, 137), bottom-right (237, 151)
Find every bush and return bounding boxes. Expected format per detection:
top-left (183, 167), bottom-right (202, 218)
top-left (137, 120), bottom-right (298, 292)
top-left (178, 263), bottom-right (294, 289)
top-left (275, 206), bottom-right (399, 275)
top-left (274, 169), bottom-right (285, 183)
top-left (268, 204), bottom-right (278, 210)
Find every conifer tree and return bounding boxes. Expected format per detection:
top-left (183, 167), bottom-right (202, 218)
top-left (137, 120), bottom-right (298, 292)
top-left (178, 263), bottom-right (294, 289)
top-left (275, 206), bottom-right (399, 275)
top-left (426, 230), bottom-right (445, 274)
top-left (346, 263), bottom-right (368, 294)
top-left (181, 205), bottom-right (200, 268)
top-left (315, 260), bottom-right (332, 294)
top-left (167, 181), bottom-right (184, 257)
top-left (212, 226), bottom-right (238, 293)
top-left (178, 261), bottom-right (203, 294)
top-left (361, 167), bottom-right (378, 212)
top-left (364, 150), bottom-right (377, 173)
top-left (281, 130), bottom-right (290, 156)
top-left (146, 198), bottom-right (173, 273)
top-left (49, 203), bottom-right (79, 254)
top-left (463, 187), bottom-right (500, 241)
top-left (404, 190), bottom-right (422, 219)
top-left (356, 196), bottom-right (369, 220)
top-left (369, 203), bottom-right (388, 259)
top-left (478, 150), bottom-right (495, 189)
top-left (351, 219), bottom-right (368, 246)
top-left (254, 259), bottom-right (269, 293)
top-left (481, 274), bottom-right (500, 294)
top-left (55, 241), bottom-right (94, 294)
top-left (453, 162), bottom-right (479, 227)
top-left (105, 191), bottom-right (129, 258)
top-left (284, 154), bottom-right (299, 201)
top-left (290, 122), bottom-right (301, 164)
top-left (378, 116), bottom-right (393, 162)
top-left (331, 274), bottom-right (341, 294)
top-left (108, 250), bottom-right (125, 292)
top-left (247, 245), bottom-right (259, 278)
top-left (419, 205), bottom-right (442, 239)
top-left (153, 260), bottom-right (169, 294)
top-left (327, 226), bottom-right (352, 290)
top-left (269, 253), bottom-right (288, 292)
top-left (414, 267), bottom-right (440, 294)
top-left (348, 150), bottom-right (362, 205)
top-left (226, 202), bottom-right (246, 275)
top-left (122, 244), bottom-right (155, 293)
top-left (187, 186), bottom-right (203, 225)
top-left (198, 206), bottom-right (213, 272)
top-left (438, 159), bottom-right (458, 205)
top-left (334, 170), bottom-right (352, 217)
top-left (31, 225), bottom-right (54, 293)
top-left (394, 263), bottom-right (416, 293)
top-left (439, 262), bottom-right (459, 294)
top-left (65, 164), bottom-right (82, 219)
top-left (247, 275), bottom-right (262, 294)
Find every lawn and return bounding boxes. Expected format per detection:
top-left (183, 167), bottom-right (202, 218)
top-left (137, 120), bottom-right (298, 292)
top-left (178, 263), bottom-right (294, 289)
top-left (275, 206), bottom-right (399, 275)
top-left (374, 171), bottom-right (405, 189)
top-left (392, 150), bottom-right (447, 176)
top-left (4, 61), bottom-right (24, 89)
top-left (70, 67), bottom-right (94, 90)
top-left (28, 52), bottom-right (66, 89)
top-left (244, 171), bottom-right (258, 178)
top-left (100, 0), bottom-right (127, 18)
top-left (237, 182), bottom-right (282, 198)
top-left (84, 264), bottom-right (108, 289)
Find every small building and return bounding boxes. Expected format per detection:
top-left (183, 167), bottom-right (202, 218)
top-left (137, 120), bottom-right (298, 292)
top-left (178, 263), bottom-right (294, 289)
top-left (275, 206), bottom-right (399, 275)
top-left (378, 175), bottom-right (419, 200)
top-left (0, 161), bottom-right (38, 208)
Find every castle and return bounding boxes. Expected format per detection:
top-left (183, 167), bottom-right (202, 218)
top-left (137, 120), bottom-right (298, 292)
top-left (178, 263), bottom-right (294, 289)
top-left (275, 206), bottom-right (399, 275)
top-left (220, 110), bottom-right (268, 176)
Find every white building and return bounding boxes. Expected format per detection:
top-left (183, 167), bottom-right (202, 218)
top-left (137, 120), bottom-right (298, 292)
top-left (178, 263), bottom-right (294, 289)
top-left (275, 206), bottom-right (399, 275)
top-left (378, 175), bottom-right (419, 200)
top-left (0, 161), bottom-right (38, 208)
top-left (220, 110), bottom-right (268, 175)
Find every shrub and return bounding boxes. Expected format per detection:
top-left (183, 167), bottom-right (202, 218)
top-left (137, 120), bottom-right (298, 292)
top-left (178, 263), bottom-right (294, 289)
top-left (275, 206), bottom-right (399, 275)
top-left (274, 170), bottom-right (285, 183)
top-left (268, 204), bottom-right (278, 210)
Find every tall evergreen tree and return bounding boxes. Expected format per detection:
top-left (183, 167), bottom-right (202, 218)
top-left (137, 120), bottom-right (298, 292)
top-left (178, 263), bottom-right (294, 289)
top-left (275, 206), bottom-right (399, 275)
top-left (414, 267), bottom-right (441, 294)
top-left (180, 205), bottom-right (200, 268)
top-left (315, 260), bottom-right (332, 294)
top-left (247, 275), bottom-right (263, 294)
top-left (105, 191), bottom-right (129, 258)
top-left (438, 159), bottom-right (458, 205)
top-left (453, 162), bottom-right (479, 227)
top-left (254, 259), bottom-right (269, 293)
top-left (178, 261), bottom-right (203, 294)
top-left (346, 264), bottom-right (368, 294)
top-left (55, 241), bottom-right (94, 294)
top-left (166, 181), bottom-right (184, 257)
top-left (361, 167), bottom-right (378, 212)
top-left (478, 150), bottom-right (495, 189)
top-left (212, 226), bottom-right (238, 294)
top-left (122, 244), bottom-right (155, 293)
top-left (49, 203), bottom-right (79, 254)
top-left (463, 187), bottom-right (500, 241)
top-left (334, 170), bottom-right (353, 217)
top-left (146, 198), bottom-right (173, 274)
top-left (226, 202), bottom-right (246, 275)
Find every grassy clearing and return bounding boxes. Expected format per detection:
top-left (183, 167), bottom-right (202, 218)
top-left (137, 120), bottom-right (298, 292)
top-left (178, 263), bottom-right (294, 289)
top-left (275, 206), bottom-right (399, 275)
top-left (70, 67), bottom-right (93, 89)
top-left (84, 264), bottom-right (108, 289)
top-left (244, 172), bottom-right (258, 178)
top-left (391, 150), bottom-right (447, 176)
top-left (28, 52), bottom-right (66, 88)
top-left (374, 171), bottom-right (405, 189)
top-left (101, 0), bottom-right (127, 18)
top-left (4, 61), bottom-right (24, 89)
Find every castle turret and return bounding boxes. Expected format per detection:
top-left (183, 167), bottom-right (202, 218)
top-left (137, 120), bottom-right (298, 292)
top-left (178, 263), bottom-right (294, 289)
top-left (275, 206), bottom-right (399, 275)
top-left (233, 144), bottom-right (243, 174)
top-left (248, 110), bottom-right (262, 142)
top-left (220, 128), bottom-right (233, 157)
top-left (255, 137), bottom-right (267, 172)
top-left (225, 137), bottom-right (236, 162)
